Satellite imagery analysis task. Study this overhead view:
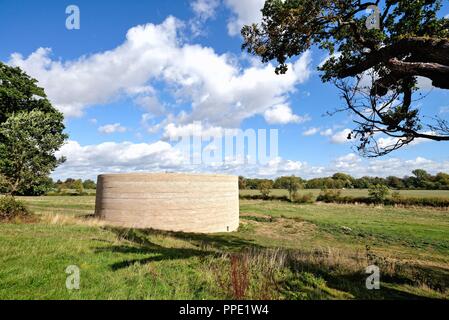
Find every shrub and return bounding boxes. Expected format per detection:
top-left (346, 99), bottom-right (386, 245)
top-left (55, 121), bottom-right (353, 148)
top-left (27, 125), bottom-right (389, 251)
top-left (368, 184), bottom-right (390, 203)
top-left (316, 189), bottom-right (342, 202)
top-left (391, 191), bottom-right (402, 201)
top-left (239, 194), bottom-right (290, 202)
top-left (0, 196), bottom-right (30, 221)
top-left (258, 181), bottom-right (272, 199)
top-left (292, 192), bottom-right (315, 204)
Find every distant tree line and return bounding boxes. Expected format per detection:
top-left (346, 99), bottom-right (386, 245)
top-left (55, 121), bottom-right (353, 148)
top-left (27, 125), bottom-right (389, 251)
top-left (239, 169), bottom-right (449, 191)
top-left (54, 178), bottom-right (97, 191)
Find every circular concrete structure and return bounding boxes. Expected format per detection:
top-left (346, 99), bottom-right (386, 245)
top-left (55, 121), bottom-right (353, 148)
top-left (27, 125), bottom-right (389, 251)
top-left (95, 173), bottom-right (239, 233)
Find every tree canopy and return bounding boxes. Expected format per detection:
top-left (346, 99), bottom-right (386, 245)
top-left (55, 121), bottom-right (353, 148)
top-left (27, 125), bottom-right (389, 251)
top-left (0, 62), bottom-right (67, 195)
top-left (242, 0), bottom-right (449, 156)
top-left (240, 170), bottom-right (449, 190)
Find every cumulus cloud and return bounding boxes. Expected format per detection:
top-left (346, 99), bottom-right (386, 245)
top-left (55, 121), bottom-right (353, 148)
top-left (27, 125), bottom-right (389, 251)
top-left (162, 122), bottom-right (238, 140)
top-left (9, 17), bottom-right (312, 128)
top-left (9, 17), bottom-right (180, 117)
top-left (53, 140), bottom-right (185, 180)
top-left (52, 139), bottom-right (449, 181)
top-left (98, 123), bottom-right (127, 134)
top-left (334, 153), bottom-right (361, 169)
top-left (320, 128), bottom-right (333, 137)
top-left (224, 0), bottom-right (265, 36)
top-left (191, 0), bottom-right (220, 20)
top-left (330, 128), bottom-right (352, 144)
top-left (302, 127), bottom-right (320, 136)
top-left (263, 104), bottom-right (310, 125)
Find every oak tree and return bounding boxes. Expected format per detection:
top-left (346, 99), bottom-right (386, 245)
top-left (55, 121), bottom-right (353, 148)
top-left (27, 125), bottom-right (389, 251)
top-left (242, 0), bottom-right (449, 156)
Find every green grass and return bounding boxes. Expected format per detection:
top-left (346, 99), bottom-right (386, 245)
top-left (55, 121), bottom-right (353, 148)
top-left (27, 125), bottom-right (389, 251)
top-left (240, 188), bottom-right (449, 199)
top-left (0, 196), bottom-right (448, 300)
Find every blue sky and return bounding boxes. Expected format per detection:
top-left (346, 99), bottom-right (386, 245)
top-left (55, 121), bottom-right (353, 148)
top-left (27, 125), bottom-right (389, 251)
top-left (1, 0), bottom-right (448, 180)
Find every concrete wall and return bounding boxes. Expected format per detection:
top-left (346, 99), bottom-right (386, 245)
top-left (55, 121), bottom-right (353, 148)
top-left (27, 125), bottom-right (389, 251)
top-left (95, 173), bottom-right (239, 233)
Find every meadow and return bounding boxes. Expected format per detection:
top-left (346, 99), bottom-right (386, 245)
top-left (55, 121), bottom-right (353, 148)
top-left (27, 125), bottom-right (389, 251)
top-left (240, 188), bottom-right (449, 199)
top-left (0, 195), bottom-right (448, 300)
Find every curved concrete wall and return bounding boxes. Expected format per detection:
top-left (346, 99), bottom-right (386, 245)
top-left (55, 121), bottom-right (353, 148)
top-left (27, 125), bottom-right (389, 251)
top-left (95, 173), bottom-right (239, 233)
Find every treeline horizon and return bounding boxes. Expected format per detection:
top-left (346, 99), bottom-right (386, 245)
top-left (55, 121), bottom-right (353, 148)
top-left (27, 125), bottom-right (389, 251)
top-left (239, 169), bottom-right (449, 191)
top-left (7, 169), bottom-right (449, 196)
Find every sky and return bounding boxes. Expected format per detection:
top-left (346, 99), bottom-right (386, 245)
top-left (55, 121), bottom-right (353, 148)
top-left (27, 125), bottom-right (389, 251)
top-left (1, 0), bottom-right (449, 180)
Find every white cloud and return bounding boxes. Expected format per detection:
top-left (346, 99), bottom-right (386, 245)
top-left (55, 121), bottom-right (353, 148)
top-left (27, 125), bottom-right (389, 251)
top-left (191, 0), bottom-right (220, 20)
top-left (440, 106), bottom-right (449, 114)
top-left (225, 0), bottom-right (265, 36)
top-left (134, 94), bottom-right (165, 116)
top-left (334, 153), bottom-right (361, 169)
top-left (263, 104), bottom-right (310, 125)
top-left (9, 17), bottom-right (312, 128)
top-left (9, 17), bottom-right (180, 117)
top-left (330, 128), bottom-right (352, 144)
top-left (98, 123), bottom-right (127, 134)
top-left (53, 140), bottom-right (185, 180)
top-left (52, 139), bottom-right (449, 181)
top-left (303, 127), bottom-right (320, 136)
top-left (162, 122), bottom-right (237, 140)
top-left (320, 128), bottom-right (333, 137)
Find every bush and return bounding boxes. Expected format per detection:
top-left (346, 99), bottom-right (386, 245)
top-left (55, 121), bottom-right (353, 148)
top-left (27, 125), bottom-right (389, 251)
top-left (258, 181), bottom-right (272, 199)
top-left (316, 189), bottom-right (342, 202)
top-left (0, 196), bottom-right (31, 221)
top-left (292, 192), bottom-right (315, 204)
top-left (388, 196), bottom-right (449, 208)
top-left (368, 184), bottom-right (390, 203)
top-left (239, 194), bottom-right (290, 202)
top-left (391, 191), bottom-right (402, 201)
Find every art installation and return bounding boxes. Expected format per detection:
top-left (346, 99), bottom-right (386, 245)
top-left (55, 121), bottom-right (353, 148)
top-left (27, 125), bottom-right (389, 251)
top-left (95, 173), bottom-right (239, 233)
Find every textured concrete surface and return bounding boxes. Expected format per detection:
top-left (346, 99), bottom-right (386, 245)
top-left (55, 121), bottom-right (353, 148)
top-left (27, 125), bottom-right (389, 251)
top-left (95, 173), bottom-right (239, 233)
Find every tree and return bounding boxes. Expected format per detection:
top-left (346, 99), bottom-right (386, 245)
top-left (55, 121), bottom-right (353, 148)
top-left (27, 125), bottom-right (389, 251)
top-left (286, 175), bottom-right (302, 200)
top-left (0, 62), bottom-right (67, 195)
top-left (72, 179), bottom-right (84, 194)
top-left (332, 172), bottom-right (354, 188)
top-left (274, 175), bottom-right (305, 189)
top-left (0, 111), bottom-right (67, 195)
top-left (412, 168), bottom-right (433, 189)
top-left (242, 0), bottom-right (449, 156)
top-left (83, 179), bottom-right (97, 190)
top-left (0, 62), bottom-right (57, 123)
top-left (368, 184), bottom-right (390, 202)
top-left (258, 180), bottom-right (273, 199)
top-left (386, 175), bottom-right (405, 189)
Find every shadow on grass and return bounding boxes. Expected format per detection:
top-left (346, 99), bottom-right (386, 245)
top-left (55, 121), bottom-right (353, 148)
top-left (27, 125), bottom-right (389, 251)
top-left (93, 226), bottom-right (448, 299)
top-left (289, 259), bottom-right (447, 300)
top-left (95, 226), bottom-right (258, 271)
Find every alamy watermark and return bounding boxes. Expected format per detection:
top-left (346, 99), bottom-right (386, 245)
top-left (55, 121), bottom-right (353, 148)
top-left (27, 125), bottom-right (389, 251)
top-left (365, 5), bottom-right (380, 30)
top-left (65, 265), bottom-right (80, 290)
top-left (170, 122), bottom-right (279, 166)
top-left (365, 265), bottom-right (380, 290)
top-left (66, 5), bottom-right (80, 30)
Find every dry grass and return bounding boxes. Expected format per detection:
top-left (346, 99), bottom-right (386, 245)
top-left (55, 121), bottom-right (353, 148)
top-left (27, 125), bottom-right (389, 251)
top-left (40, 213), bottom-right (105, 227)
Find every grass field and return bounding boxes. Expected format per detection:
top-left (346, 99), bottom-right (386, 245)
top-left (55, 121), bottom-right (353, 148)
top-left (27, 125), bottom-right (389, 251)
top-left (240, 188), bottom-right (449, 199)
top-left (0, 196), bottom-right (448, 300)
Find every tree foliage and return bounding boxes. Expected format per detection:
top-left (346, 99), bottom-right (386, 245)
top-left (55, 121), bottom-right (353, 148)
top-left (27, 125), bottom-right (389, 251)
top-left (368, 184), bottom-right (390, 202)
top-left (239, 170), bottom-right (449, 191)
top-left (258, 180), bottom-right (273, 198)
top-left (242, 0), bottom-right (449, 156)
top-left (0, 62), bottom-right (67, 195)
